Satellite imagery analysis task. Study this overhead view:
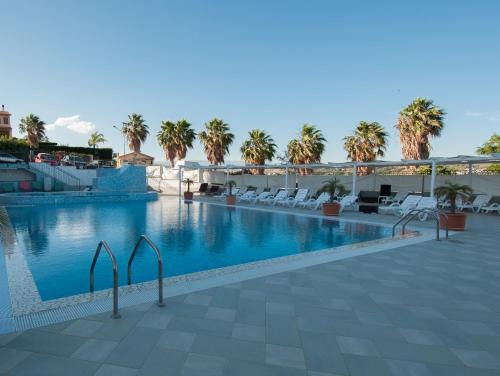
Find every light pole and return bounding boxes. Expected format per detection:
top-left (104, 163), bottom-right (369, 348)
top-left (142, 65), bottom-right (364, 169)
top-left (113, 125), bottom-right (126, 156)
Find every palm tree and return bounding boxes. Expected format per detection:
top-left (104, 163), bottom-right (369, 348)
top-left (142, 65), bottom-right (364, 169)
top-left (122, 113), bottom-right (149, 153)
top-left (476, 133), bottom-right (500, 155)
top-left (198, 118), bottom-right (234, 165)
top-left (18, 114), bottom-right (46, 161)
top-left (88, 132), bottom-right (106, 153)
top-left (157, 119), bottom-right (196, 167)
top-left (174, 119), bottom-right (196, 161)
top-left (287, 124), bottom-right (326, 175)
top-left (157, 121), bottom-right (177, 167)
top-left (396, 98), bottom-right (445, 161)
top-left (240, 129), bottom-right (277, 174)
top-left (343, 121), bottom-right (388, 175)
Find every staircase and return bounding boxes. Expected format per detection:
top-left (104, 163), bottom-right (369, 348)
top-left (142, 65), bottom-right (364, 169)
top-left (28, 163), bottom-right (82, 190)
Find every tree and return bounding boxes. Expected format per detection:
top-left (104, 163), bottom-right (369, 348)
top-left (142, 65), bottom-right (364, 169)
top-left (240, 129), bottom-right (277, 174)
top-left (157, 121), bottom-right (177, 167)
top-left (476, 134), bottom-right (500, 155)
top-left (198, 118), bottom-right (234, 165)
top-left (18, 114), bottom-right (46, 160)
top-left (343, 121), bottom-right (388, 175)
top-left (396, 98), bottom-right (445, 161)
top-left (88, 132), bottom-right (106, 153)
top-left (287, 124), bottom-right (326, 175)
top-left (122, 113), bottom-right (149, 153)
top-left (174, 119), bottom-right (196, 161)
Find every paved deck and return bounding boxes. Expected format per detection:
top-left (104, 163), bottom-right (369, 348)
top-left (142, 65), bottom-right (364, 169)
top-left (1, 204), bottom-right (500, 375)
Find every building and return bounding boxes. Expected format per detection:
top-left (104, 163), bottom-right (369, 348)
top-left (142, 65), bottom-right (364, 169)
top-left (116, 151), bottom-right (154, 167)
top-left (0, 105), bottom-right (12, 138)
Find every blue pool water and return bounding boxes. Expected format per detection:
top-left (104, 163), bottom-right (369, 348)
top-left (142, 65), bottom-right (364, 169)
top-left (3, 198), bottom-right (392, 301)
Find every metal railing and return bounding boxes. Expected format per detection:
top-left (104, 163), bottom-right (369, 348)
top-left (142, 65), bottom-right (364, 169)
top-left (392, 208), bottom-right (448, 241)
top-left (128, 235), bottom-right (165, 307)
top-left (90, 240), bottom-right (121, 318)
top-left (29, 162), bottom-right (82, 189)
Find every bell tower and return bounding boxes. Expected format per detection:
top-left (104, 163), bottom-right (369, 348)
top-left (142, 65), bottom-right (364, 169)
top-left (0, 105), bottom-right (12, 138)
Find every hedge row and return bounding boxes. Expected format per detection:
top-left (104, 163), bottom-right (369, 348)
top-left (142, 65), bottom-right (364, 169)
top-left (39, 143), bottom-right (113, 160)
top-left (0, 137), bottom-right (113, 160)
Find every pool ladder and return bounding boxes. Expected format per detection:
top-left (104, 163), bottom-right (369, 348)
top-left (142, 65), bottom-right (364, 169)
top-left (392, 208), bottom-right (448, 241)
top-left (89, 235), bottom-right (165, 319)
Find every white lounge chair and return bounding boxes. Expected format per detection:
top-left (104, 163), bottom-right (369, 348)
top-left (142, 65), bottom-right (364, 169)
top-left (278, 188), bottom-right (309, 207)
top-left (237, 190), bottom-right (256, 202)
top-left (439, 196), bottom-right (464, 210)
top-left (214, 187), bottom-right (240, 200)
top-left (457, 194), bottom-right (491, 213)
top-left (379, 195), bottom-right (421, 216)
top-left (251, 191), bottom-right (272, 204)
top-left (381, 191), bottom-right (408, 205)
top-left (481, 203), bottom-right (500, 215)
top-left (414, 197), bottom-right (438, 221)
top-left (261, 190), bottom-right (289, 206)
top-left (298, 192), bottom-right (331, 210)
top-left (339, 195), bottom-right (358, 213)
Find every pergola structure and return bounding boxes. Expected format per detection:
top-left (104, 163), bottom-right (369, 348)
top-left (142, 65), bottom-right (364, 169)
top-left (177, 155), bottom-right (500, 197)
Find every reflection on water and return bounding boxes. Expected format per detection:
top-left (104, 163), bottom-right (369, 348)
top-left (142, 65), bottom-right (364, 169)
top-left (5, 198), bottom-right (391, 300)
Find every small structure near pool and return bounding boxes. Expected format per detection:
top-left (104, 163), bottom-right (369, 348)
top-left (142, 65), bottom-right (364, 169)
top-left (116, 152), bottom-right (154, 167)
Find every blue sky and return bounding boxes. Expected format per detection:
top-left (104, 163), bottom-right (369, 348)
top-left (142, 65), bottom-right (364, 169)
top-left (2, 0), bottom-right (499, 162)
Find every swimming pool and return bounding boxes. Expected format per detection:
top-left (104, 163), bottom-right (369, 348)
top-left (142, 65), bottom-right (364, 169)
top-left (3, 197), bottom-right (392, 302)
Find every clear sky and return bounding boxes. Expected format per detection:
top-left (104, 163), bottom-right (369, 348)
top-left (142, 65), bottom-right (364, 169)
top-left (2, 0), bottom-right (499, 163)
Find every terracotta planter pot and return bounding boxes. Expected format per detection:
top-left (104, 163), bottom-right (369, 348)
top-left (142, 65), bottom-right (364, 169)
top-left (322, 202), bottom-right (341, 216)
top-left (183, 192), bottom-right (194, 201)
top-left (226, 195), bottom-right (236, 205)
top-left (440, 212), bottom-right (467, 231)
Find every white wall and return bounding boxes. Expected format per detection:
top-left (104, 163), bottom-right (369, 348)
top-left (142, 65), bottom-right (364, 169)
top-left (57, 166), bottom-right (97, 186)
top-left (150, 169), bottom-right (500, 197)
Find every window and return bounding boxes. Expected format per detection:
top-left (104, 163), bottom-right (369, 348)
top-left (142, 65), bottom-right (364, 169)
top-left (2, 117), bottom-right (8, 125)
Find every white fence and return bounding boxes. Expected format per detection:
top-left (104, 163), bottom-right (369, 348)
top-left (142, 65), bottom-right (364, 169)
top-left (147, 166), bottom-right (500, 197)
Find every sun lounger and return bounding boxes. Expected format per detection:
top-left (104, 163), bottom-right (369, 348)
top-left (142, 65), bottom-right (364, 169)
top-left (381, 191), bottom-right (408, 205)
top-left (339, 195), bottom-right (358, 213)
top-left (237, 190), bottom-right (257, 202)
top-left (457, 194), bottom-right (491, 213)
top-left (414, 197), bottom-right (438, 221)
top-left (198, 183), bottom-right (208, 194)
top-left (481, 202), bottom-right (500, 215)
top-left (214, 187), bottom-right (240, 200)
top-left (261, 190), bottom-right (289, 206)
top-left (206, 185), bottom-right (222, 196)
top-left (251, 191), bottom-right (271, 204)
top-left (279, 188), bottom-right (309, 207)
top-left (379, 194), bottom-right (421, 216)
top-left (297, 192), bottom-right (331, 210)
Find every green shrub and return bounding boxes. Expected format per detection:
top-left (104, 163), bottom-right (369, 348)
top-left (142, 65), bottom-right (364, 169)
top-left (486, 163), bottom-right (500, 174)
top-left (417, 165), bottom-right (457, 175)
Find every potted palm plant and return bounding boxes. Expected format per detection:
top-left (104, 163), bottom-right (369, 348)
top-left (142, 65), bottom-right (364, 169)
top-left (320, 178), bottom-right (347, 216)
top-left (225, 180), bottom-right (237, 205)
top-left (434, 181), bottom-right (473, 231)
top-left (183, 178), bottom-right (194, 201)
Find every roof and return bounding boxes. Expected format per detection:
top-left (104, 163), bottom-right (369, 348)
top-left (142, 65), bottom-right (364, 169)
top-left (0, 110), bottom-right (11, 116)
top-left (186, 155), bottom-right (500, 171)
top-left (117, 151), bottom-right (154, 160)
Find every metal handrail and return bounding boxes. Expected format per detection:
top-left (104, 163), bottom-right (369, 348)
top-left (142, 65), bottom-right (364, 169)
top-left (127, 235), bottom-right (165, 307)
top-left (29, 162), bottom-right (82, 189)
top-left (90, 240), bottom-right (121, 318)
top-left (53, 166), bottom-right (81, 189)
top-left (392, 208), bottom-right (448, 241)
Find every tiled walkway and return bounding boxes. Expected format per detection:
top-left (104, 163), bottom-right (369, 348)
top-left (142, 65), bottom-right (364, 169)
top-left (1, 211), bottom-right (500, 375)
